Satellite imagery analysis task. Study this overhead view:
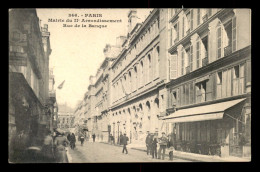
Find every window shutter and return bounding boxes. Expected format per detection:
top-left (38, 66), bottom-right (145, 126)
top-left (177, 21), bottom-right (179, 41)
top-left (190, 9), bottom-right (193, 31)
top-left (182, 17), bottom-right (185, 38)
top-left (232, 16), bottom-right (237, 52)
top-left (170, 54), bottom-right (177, 80)
top-left (206, 75), bottom-right (213, 101)
top-left (197, 9), bottom-right (200, 26)
top-left (190, 44), bottom-right (193, 71)
top-left (217, 24), bottom-right (222, 59)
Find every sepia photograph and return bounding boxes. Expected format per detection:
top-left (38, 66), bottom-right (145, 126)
top-left (8, 8), bottom-right (251, 163)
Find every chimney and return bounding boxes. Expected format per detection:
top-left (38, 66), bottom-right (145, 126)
top-left (127, 10), bottom-right (138, 34)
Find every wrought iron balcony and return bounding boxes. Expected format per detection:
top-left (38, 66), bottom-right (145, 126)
top-left (202, 57), bottom-right (209, 67)
top-left (186, 66), bottom-right (190, 74)
top-left (224, 46), bottom-right (232, 56)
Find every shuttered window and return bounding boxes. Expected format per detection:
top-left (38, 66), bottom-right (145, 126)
top-left (190, 44), bottom-right (193, 71)
top-left (182, 17), bottom-right (185, 38)
top-left (190, 9), bottom-right (193, 31)
top-left (232, 16), bottom-right (237, 52)
top-left (197, 9), bottom-right (200, 26)
top-left (170, 54), bottom-right (178, 79)
top-left (217, 24), bottom-right (222, 59)
top-left (196, 38), bottom-right (201, 69)
top-left (181, 48), bottom-right (185, 75)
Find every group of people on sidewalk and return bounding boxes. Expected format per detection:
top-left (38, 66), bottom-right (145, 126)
top-left (145, 131), bottom-right (175, 160)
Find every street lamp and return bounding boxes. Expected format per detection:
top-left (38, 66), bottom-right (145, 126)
top-left (117, 121), bottom-right (120, 144)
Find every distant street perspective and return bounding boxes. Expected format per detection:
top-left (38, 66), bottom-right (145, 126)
top-left (9, 8), bottom-right (251, 163)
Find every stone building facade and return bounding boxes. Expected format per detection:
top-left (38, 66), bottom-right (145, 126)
top-left (163, 8), bottom-right (251, 158)
top-left (9, 9), bottom-right (54, 162)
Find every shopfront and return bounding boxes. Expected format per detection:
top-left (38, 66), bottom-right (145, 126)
top-left (162, 98), bottom-right (250, 158)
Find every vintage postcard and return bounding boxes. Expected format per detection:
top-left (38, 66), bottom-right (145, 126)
top-left (9, 8), bottom-right (251, 163)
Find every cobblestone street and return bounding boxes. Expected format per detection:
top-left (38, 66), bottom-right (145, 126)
top-left (67, 142), bottom-right (191, 163)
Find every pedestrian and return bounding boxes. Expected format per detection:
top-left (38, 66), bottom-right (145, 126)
top-left (167, 133), bottom-right (175, 161)
top-left (67, 133), bottom-right (71, 148)
top-left (121, 133), bottom-right (129, 154)
top-left (53, 129), bottom-right (70, 163)
top-left (157, 132), bottom-right (168, 160)
top-left (92, 134), bottom-right (96, 142)
top-left (70, 133), bottom-right (76, 149)
top-left (119, 133), bottom-right (123, 145)
top-left (80, 134), bottom-right (85, 146)
top-left (41, 130), bottom-right (55, 162)
top-left (145, 131), bottom-right (152, 155)
top-left (151, 133), bottom-right (158, 159)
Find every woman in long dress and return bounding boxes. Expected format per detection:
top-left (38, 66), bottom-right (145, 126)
top-left (54, 130), bottom-right (70, 163)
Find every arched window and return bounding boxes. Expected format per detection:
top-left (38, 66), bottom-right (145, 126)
top-left (134, 66), bottom-right (138, 90)
top-left (148, 54), bottom-right (152, 82)
top-left (140, 60), bottom-right (144, 87)
top-left (128, 71), bottom-right (132, 92)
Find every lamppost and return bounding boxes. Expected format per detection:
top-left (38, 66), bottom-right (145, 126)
top-left (117, 121), bottom-right (120, 144)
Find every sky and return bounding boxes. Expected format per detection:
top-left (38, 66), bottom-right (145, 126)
top-left (36, 8), bottom-right (152, 109)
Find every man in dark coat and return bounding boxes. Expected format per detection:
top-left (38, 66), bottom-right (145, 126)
top-left (121, 133), bottom-right (129, 154)
top-left (145, 131), bottom-right (152, 155)
top-left (151, 133), bottom-right (158, 159)
top-left (70, 133), bottom-right (76, 149)
top-left (92, 134), bottom-right (96, 142)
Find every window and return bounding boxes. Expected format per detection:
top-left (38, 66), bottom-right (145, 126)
top-left (196, 80), bottom-right (207, 103)
top-left (174, 22), bottom-right (179, 42)
top-left (232, 65), bottom-right (240, 96)
top-left (148, 54), bottom-right (152, 82)
top-left (172, 91), bottom-right (177, 105)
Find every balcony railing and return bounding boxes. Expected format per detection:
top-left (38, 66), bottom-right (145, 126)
top-left (186, 66), bottom-right (190, 74)
top-left (224, 46), bottom-right (232, 56)
top-left (202, 57), bottom-right (209, 67)
top-left (202, 14), bottom-right (208, 23)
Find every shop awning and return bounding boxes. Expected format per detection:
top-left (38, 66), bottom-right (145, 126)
top-left (162, 98), bottom-right (246, 123)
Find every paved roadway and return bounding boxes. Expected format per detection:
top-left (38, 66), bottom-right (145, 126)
top-left (67, 141), bottom-right (191, 163)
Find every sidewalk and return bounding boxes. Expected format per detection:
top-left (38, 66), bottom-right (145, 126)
top-left (100, 142), bottom-right (251, 162)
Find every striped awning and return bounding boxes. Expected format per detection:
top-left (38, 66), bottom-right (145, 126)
top-left (162, 98), bottom-right (246, 123)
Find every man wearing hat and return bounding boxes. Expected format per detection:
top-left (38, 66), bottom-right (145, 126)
top-left (158, 132), bottom-right (168, 160)
top-left (121, 133), bottom-right (129, 154)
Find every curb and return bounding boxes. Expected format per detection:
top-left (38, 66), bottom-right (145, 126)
top-left (100, 142), bottom-right (200, 162)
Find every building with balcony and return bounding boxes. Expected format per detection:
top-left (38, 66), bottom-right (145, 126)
top-left (9, 9), bottom-right (53, 162)
top-left (108, 9), bottom-right (169, 146)
top-left (164, 8), bottom-right (251, 158)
